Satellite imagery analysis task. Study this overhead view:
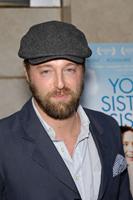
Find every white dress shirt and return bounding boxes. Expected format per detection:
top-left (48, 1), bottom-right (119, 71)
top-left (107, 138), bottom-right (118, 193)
top-left (32, 99), bottom-right (101, 200)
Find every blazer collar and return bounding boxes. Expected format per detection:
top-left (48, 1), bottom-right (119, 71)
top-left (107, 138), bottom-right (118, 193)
top-left (19, 99), bottom-right (80, 195)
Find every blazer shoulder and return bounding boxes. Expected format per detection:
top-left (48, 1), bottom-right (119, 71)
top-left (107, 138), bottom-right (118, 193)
top-left (83, 107), bottom-right (121, 140)
top-left (0, 111), bottom-right (20, 138)
top-left (84, 108), bottom-right (123, 151)
top-left (84, 107), bottom-right (118, 125)
top-left (0, 110), bottom-right (19, 124)
top-left (0, 99), bottom-right (32, 134)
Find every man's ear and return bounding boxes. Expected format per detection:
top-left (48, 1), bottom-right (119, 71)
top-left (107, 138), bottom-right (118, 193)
top-left (24, 68), bottom-right (30, 82)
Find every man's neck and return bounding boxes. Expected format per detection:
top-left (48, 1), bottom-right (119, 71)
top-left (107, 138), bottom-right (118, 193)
top-left (34, 99), bottom-right (79, 135)
top-left (33, 99), bottom-right (81, 155)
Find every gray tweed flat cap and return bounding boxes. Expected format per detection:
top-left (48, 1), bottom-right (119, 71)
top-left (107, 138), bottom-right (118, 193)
top-left (18, 21), bottom-right (92, 64)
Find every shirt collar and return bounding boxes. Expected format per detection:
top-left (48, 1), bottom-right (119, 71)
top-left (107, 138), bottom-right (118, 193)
top-left (32, 98), bottom-right (56, 140)
top-left (77, 105), bottom-right (90, 143)
top-left (32, 98), bottom-right (90, 142)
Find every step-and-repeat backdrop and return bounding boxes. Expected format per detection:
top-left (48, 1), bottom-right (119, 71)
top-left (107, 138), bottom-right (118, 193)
top-left (81, 43), bottom-right (133, 195)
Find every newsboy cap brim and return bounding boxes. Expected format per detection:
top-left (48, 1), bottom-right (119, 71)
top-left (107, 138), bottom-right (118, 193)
top-left (18, 21), bottom-right (92, 65)
top-left (28, 55), bottom-right (86, 65)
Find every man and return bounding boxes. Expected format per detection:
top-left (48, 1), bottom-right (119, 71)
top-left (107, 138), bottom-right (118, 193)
top-left (0, 21), bottom-right (132, 200)
top-left (120, 126), bottom-right (133, 165)
top-left (120, 125), bottom-right (133, 196)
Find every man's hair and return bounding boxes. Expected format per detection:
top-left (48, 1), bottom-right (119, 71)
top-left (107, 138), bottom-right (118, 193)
top-left (120, 125), bottom-right (133, 134)
top-left (24, 59), bottom-right (30, 70)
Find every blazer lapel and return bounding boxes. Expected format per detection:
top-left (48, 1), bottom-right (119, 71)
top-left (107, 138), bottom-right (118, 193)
top-left (19, 99), bottom-right (80, 195)
top-left (87, 111), bottom-right (113, 200)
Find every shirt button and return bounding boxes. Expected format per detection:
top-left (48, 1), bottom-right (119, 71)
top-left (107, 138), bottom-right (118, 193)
top-left (75, 175), bottom-right (80, 181)
top-left (61, 147), bottom-right (65, 153)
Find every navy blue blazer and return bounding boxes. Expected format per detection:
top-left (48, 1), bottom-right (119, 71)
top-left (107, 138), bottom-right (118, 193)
top-left (0, 99), bottom-right (132, 200)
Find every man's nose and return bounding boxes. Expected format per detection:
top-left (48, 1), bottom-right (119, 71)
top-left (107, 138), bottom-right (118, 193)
top-left (55, 72), bottom-right (65, 89)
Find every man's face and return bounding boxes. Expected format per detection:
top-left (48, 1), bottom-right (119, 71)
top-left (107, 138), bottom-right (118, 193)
top-left (123, 130), bottom-right (133, 165)
top-left (25, 59), bottom-right (84, 119)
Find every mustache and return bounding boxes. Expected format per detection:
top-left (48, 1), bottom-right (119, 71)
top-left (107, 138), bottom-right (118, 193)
top-left (48, 87), bottom-right (73, 97)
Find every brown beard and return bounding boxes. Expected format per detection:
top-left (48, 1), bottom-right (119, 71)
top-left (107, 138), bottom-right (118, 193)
top-left (29, 82), bottom-right (84, 120)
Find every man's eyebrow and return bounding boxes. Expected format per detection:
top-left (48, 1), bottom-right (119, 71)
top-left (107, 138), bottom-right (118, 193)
top-left (36, 64), bottom-right (53, 69)
top-left (64, 62), bottom-right (79, 67)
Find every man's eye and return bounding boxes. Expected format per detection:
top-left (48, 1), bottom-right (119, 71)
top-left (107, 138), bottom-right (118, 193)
top-left (41, 70), bottom-right (51, 74)
top-left (66, 68), bottom-right (76, 72)
top-left (124, 142), bottom-right (129, 146)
